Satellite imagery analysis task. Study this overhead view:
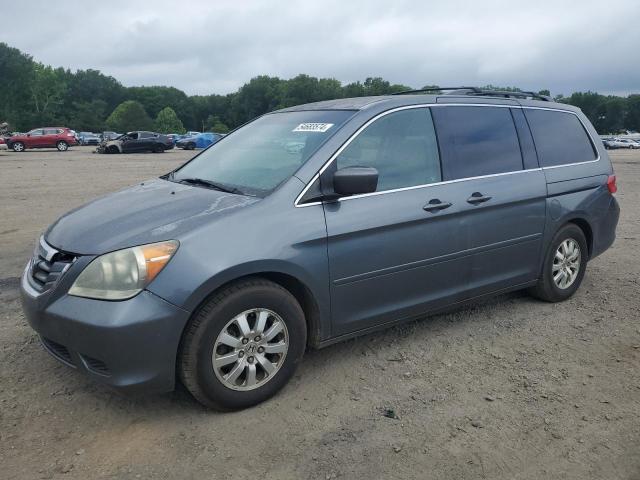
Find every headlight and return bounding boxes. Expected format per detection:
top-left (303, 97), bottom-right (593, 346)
top-left (69, 240), bottom-right (178, 300)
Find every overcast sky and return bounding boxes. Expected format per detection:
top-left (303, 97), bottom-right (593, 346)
top-left (4, 0), bottom-right (639, 96)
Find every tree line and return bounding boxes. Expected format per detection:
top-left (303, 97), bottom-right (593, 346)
top-left (1, 42), bottom-right (638, 135)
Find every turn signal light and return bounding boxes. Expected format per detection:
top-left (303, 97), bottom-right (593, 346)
top-left (607, 175), bottom-right (617, 194)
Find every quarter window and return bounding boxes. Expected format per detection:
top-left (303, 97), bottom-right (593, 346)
top-left (431, 106), bottom-right (523, 180)
top-left (336, 108), bottom-right (441, 192)
top-left (524, 109), bottom-right (597, 167)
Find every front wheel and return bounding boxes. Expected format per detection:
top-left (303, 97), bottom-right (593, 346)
top-left (529, 224), bottom-right (588, 302)
top-left (56, 141), bottom-right (68, 151)
top-left (12, 142), bottom-right (25, 152)
top-left (178, 279), bottom-right (306, 410)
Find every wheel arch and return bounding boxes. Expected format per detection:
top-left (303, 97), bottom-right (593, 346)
top-left (180, 270), bottom-right (323, 351)
top-left (565, 217), bottom-right (594, 259)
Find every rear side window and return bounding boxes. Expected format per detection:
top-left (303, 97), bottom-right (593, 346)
top-left (524, 109), bottom-right (597, 167)
top-left (431, 106), bottom-right (523, 180)
top-left (336, 108), bottom-right (441, 192)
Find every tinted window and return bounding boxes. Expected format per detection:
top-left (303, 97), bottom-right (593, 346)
top-left (44, 129), bottom-right (58, 135)
top-left (29, 129), bottom-right (44, 136)
top-left (336, 108), bottom-right (441, 192)
top-left (524, 109), bottom-right (597, 167)
top-left (432, 106), bottom-right (523, 180)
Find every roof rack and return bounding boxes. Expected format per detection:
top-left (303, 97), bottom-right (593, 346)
top-left (392, 86), bottom-right (551, 102)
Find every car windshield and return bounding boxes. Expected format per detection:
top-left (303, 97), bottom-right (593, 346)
top-left (170, 110), bottom-right (354, 197)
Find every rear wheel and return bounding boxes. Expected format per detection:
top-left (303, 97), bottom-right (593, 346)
top-left (186, 142), bottom-right (195, 150)
top-left (12, 142), bottom-right (25, 152)
top-left (529, 224), bottom-right (587, 302)
top-left (152, 144), bottom-right (164, 153)
top-left (56, 141), bottom-right (68, 151)
top-left (178, 279), bottom-right (306, 410)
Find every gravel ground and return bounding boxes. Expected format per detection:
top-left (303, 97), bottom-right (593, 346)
top-left (0, 146), bottom-right (638, 479)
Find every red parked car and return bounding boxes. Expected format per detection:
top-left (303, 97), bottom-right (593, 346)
top-left (7, 127), bottom-right (78, 152)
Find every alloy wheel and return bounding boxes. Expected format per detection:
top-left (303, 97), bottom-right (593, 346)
top-left (552, 238), bottom-right (581, 289)
top-left (212, 308), bottom-right (289, 391)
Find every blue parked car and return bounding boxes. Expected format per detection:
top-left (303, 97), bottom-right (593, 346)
top-left (176, 132), bottom-right (224, 150)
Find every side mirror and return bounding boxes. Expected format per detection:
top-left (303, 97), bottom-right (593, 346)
top-left (333, 166), bottom-right (378, 196)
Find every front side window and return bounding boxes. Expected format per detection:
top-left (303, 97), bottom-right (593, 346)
top-left (524, 109), bottom-right (597, 167)
top-left (173, 110), bottom-right (354, 196)
top-left (29, 129), bottom-right (44, 136)
top-left (432, 106), bottom-right (523, 180)
top-left (336, 108), bottom-right (441, 192)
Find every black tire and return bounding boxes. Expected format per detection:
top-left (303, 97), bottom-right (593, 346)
top-left (12, 142), bottom-right (25, 152)
top-left (107, 145), bottom-right (119, 154)
top-left (178, 278), bottom-right (306, 410)
top-left (186, 142), bottom-right (195, 150)
top-left (152, 144), bottom-right (164, 153)
top-left (529, 223), bottom-right (588, 302)
top-left (56, 141), bottom-right (68, 151)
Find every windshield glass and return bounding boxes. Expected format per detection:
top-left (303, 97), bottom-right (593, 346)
top-left (170, 110), bottom-right (354, 196)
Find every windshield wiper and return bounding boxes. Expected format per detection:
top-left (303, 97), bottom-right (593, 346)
top-left (176, 177), bottom-right (242, 194)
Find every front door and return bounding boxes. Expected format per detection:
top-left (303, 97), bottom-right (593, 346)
top-left (323, 107), bottom-right (470, 336)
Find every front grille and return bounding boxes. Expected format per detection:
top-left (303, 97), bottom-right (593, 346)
top-left (41, 337), bottom-right (75, 367)
top-left (29, 240), bottom-right (76, 294)
top-left (80, 354), bottom-right (111, 376)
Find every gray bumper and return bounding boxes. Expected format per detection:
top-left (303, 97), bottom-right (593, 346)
top-left (20, 268), bottom-right (190, 393)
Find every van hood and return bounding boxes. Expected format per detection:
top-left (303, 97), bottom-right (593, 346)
top-left (45, 178), bottom-right (259, 255)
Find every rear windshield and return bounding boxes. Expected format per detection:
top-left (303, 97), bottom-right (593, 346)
top-left (171, 110), bottom-right (354, 196)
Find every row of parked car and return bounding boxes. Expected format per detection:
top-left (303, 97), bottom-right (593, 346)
top-left (601, 137), bottom-right (640, 149)
top-left (0, 128), bottom-right (225, 153)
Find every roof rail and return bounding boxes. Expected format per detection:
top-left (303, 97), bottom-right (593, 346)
top-left (392, 86), bottom-right (551, 102)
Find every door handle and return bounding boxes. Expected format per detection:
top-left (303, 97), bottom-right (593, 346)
top-left (423, 199), bottom-right (452, 213)
top-left (467, 192), bottom-right (492, 205)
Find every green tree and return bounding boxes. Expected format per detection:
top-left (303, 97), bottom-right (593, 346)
top-left (0, 43), bottom-right (35, 130)
top-left (30, 63), bottom-right (67, 125)
top-left (154, 106), bottom-right (185, 133)
top-left (105, 100), bottom-right (152, 132)
top-left (71, 100), bottom-right (108, 132)
top-left (205, 115), bottom-right (229, 133)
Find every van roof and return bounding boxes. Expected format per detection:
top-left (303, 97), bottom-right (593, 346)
top-left (276, 94), bottom-right (579, 114)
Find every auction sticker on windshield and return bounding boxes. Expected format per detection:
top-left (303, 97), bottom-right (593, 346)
top-left (292, 123), bottom-right (334, 133)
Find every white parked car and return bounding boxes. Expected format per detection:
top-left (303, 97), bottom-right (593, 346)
top-left (605, 138), bottom-right (640, 149)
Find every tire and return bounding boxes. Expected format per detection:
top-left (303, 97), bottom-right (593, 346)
top-left (529, 223), bottom-right (588, 302)
top-left (152, 144), bottom-right (164, 153)
top-left (106, 145), bottom-right (119, 154)
top-left (186, 142), bottom-right (195, 150)
top-left (12, 142), bottom-right (25, 152)
top-left (178, 278), bottom-right (306, 410)
top-left (56, 141), bottom-right (68, 151)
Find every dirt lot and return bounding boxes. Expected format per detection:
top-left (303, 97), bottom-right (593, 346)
top-left (0, 146), bottom-right (638, 479)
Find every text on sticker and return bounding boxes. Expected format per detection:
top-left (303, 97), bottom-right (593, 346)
top-left (292, 123), bottom-right (334, 133)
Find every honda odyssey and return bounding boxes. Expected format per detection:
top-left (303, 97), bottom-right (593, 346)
top-left (20, 88), bottom-right (620, 410)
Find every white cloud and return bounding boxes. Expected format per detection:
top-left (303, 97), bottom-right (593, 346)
top-left (3, 0), bottom-right (639, 95)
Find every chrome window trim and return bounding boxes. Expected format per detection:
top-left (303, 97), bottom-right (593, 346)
top-left (294, 103), bottom-right (601, 208)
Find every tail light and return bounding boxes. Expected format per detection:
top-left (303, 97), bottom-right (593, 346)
top-left (607, 175), bottom-right (617, 194)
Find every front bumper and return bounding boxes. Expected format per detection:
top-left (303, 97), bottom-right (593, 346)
top-left (20, 266), bottom-right (190, 393)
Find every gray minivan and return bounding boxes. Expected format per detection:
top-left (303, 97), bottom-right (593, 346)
top-left (20, 88), bottom-right (620, 410)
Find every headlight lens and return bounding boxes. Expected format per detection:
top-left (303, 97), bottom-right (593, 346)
top-left (68, 240), bottom-right (178, 300)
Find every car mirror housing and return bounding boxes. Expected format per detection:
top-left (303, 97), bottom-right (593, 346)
top-left (333, 166), bottom-right (378, 196)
